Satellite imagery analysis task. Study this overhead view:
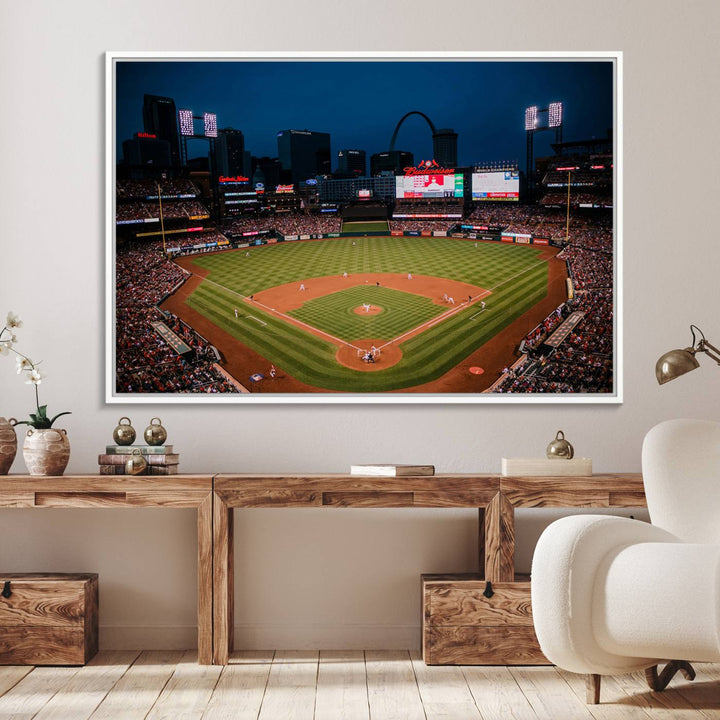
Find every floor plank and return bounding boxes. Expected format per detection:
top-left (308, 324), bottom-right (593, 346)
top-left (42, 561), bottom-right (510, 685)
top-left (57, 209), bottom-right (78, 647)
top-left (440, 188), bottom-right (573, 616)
top-left (594, 669), bottom-right (700, 720)
top-left (365, 650), bottom-right (425, 720)
top-left (462, 665), bottom-right (538, 720)
top-left (410, 649), bottom-right (483, 719)
top-left (314, 650), bottom-right (369, 720)
top-left (33, 651), bottom-right (140, 720)
top-left (0, 665), bottom-right (80, 719)
top-left (202, 651), bottom-right (274, 720)
top-left (257, 650), bottom-right (319, 720)
top-left (0, 667), bottom-right (33, 699)
top-left (555, 668), bottom-right (653, 719)
top-left (89, 650), bottom-right (184, 720)
top-left (510, 666), bottom-right (595, 720)
top-left (145, 649), bottom-right (223, 720)
top-left (1, 652), bottom-right (717, 720)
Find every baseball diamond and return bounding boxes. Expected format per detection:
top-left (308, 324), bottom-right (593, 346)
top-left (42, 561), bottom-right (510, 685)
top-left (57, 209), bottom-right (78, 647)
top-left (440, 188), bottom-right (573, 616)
top-left (162, 235), bottom-right (566, 392)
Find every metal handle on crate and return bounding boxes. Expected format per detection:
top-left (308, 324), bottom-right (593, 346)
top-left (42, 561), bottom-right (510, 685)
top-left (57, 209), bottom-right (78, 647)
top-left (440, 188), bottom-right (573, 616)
top-left (1, 581), bottom-right (11, 599)
top-left (483, 581), bottom-right (494, 599)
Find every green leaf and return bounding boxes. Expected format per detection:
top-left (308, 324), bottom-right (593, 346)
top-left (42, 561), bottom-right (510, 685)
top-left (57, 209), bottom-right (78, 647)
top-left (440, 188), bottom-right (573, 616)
top-left (48, 411), bottom-right (71, 427)
top-left (36, 405), bottom-right (48, 419)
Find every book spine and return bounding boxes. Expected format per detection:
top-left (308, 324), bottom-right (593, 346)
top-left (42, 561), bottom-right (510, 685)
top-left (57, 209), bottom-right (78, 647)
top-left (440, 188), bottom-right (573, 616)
top-left (104, 445), bottom-right (174, 455)
top-left (98, 464), bottom-right (179, 475)
top-left (98, 464), bottom-right (127, 475)
top-left (146, 465), bottom-right (179, 475)
top-left (98, 454), bottom-right (180, 466)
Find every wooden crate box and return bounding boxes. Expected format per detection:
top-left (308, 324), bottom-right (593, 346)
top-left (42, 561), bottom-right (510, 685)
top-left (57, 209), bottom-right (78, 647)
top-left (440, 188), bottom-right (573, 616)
top-left (422, 573), bottom-right (548, 665)
top-left (0, 573), bottom-right (98, 665)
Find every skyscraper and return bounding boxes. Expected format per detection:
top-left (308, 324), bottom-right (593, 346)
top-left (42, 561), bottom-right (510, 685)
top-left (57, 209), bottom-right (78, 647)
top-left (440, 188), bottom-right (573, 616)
top-left (370, 150), bottom-right (414, 176)
top-left (142, 95), bottom-right (181, 167)
top-left (433, 129), bottom-right (458, 168)
top-left (215, 128), bottom-right (247, 178)
top-left (277, 129), bottom-right (331, 184)
top-left (336, 149), bottom-right (366, 177)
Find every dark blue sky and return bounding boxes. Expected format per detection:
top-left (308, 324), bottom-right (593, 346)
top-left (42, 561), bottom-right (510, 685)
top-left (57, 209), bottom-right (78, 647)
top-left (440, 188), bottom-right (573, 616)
top-left (116, 60), bottom-right (614, 167)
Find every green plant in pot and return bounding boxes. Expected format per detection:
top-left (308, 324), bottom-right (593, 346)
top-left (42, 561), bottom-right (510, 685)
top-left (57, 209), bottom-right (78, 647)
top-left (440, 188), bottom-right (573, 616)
top-left (1, 312), bottom-right (71, 476)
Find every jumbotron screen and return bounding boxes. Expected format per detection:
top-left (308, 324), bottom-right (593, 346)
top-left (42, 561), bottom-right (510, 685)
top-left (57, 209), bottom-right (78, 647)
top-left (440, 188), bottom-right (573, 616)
top-left (471, 170), bottom-right (520, 201)
top-left (395, 174), bottom-right (463, 199)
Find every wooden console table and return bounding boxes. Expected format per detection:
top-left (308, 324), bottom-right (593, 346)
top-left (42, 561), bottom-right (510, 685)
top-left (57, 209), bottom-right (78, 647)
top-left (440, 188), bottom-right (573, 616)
top-left (1, 473), bottom-right (647, 666)
top-left (212, 473), bottom-right (646, 665)
top-left (0, 475), bottom-right (214, 665)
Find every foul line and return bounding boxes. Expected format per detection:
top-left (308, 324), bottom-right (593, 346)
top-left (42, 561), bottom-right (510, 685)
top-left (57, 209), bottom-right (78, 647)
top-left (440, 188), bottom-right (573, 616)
top-left (200, 277), bottom-right (364, 351)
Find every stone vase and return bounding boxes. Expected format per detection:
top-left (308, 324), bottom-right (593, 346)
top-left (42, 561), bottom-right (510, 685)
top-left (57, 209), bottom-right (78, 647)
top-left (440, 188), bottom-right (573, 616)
top-left (22, 428), bottom-right (70, 476)
top-left (0, 417), bottom-right (18, 475)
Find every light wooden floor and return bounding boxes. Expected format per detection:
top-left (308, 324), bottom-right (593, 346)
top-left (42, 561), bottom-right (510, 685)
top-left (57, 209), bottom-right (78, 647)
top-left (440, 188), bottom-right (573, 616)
top-left (0, 650), bottom-right (718, 719)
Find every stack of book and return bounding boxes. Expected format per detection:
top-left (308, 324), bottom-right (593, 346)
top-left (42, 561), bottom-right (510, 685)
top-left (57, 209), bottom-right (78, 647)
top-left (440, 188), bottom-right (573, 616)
top-left (98, 445), bottom-right (180, 475)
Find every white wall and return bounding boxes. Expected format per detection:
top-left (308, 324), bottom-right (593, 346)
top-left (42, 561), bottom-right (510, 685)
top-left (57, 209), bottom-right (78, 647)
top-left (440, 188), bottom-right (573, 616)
top-left (1, 0), bottom-right (718, 650)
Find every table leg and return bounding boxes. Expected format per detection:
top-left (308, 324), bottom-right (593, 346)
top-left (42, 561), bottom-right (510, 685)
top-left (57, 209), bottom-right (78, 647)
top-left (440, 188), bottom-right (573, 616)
top-left (213, 492), bottom-right (234, 665)
top-left (197, 493), bottom-right (213, 665)
top-left (483, 492), bottom-right (515, 582)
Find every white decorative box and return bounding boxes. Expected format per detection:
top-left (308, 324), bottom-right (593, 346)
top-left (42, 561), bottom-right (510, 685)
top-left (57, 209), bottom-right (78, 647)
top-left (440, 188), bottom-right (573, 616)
top-left (501, 457), bottom-right (592, 476)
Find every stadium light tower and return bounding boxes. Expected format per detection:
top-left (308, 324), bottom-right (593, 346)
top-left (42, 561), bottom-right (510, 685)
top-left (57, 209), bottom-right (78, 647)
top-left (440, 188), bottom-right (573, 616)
top-left (177, 108), bottom-right (218, 164)
top-left (525, 101), bottom-right (563, 196)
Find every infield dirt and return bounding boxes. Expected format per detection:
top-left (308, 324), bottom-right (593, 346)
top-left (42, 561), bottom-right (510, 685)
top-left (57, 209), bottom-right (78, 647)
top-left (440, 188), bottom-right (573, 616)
top-left (165, 245), bottom-right (567, 393)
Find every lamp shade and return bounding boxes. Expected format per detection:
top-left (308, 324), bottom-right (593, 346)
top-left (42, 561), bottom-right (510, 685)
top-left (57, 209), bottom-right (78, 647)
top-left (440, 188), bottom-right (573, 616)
top-left (655, 348), bottom-right (700, 385)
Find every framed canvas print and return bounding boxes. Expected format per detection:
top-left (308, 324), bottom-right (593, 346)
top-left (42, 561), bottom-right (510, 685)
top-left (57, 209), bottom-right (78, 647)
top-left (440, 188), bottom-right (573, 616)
top-left (106, 51), bottom-right (621, 404)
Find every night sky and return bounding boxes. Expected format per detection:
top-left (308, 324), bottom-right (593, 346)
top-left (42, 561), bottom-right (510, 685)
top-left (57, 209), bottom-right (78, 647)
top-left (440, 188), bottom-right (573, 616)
top-left (115, 59), bottom-right (614, 167)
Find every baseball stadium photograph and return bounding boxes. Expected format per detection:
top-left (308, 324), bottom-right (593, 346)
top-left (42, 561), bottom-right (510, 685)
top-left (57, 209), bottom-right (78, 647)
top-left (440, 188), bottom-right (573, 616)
top-left (109, 53), bottom-right (619, 402)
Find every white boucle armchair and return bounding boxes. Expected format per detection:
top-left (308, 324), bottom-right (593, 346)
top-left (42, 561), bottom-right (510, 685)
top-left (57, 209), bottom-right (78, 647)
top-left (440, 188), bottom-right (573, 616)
top-left (531, 418), bottom-right (720, 704)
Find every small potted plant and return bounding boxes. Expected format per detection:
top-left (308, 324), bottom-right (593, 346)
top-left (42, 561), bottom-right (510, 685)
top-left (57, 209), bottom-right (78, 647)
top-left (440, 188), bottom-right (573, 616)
top-left (1, 312), bottom-right (71, 476)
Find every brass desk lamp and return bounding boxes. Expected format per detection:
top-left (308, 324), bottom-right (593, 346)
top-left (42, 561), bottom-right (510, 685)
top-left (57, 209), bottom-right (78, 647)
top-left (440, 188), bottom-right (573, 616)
top-left (656, 325), bottom-right (720, 384)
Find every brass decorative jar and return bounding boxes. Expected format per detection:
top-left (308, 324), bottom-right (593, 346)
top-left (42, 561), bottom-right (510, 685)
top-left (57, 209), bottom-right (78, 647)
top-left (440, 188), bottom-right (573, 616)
top-left (546, 430), bottom-right (574, 459)
top-left (0, 417), bottom-right (17, 475)
top-left (112, 417), bottom-right (136, 446)
top-left (125, 449), bottom-right (147, 476)
top-left (144, 417), bottom-right (167, 446)
top-left (22, 428), bottom-right (70, 476)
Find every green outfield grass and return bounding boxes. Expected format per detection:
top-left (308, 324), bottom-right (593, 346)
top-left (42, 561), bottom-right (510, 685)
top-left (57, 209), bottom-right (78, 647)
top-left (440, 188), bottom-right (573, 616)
top-left (288, 285), bottom-right (446, 342)
top-left (341, 220), bottom-right (390, 233)
top-left (184, 236), bottom-right (551, 391)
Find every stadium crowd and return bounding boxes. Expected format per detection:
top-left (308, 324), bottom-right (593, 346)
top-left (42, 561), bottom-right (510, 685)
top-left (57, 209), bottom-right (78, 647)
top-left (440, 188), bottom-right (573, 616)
top-left (116, 200), bottom-right (210, 223)
top-left (116, 178), bottom-right (199, 199)
top-left (494, 229), bottom-right (614, 394)
top-left (389, 220), bottom-right (454, 233)
top-left (115, 239), bottom-right (239, 394)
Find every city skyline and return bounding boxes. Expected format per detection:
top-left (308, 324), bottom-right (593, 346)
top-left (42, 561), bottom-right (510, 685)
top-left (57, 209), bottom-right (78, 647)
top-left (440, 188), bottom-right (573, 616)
top-left (116, 59), bottom-right (614, 171)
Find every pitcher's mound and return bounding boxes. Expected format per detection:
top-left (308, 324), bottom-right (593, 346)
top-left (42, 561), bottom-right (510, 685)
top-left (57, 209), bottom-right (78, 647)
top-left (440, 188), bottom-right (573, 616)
top-left (353, 305), bottom-right (383, 316)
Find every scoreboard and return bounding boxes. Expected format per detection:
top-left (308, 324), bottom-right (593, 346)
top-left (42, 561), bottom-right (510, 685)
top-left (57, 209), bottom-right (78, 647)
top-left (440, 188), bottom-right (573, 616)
top-left (471, 170), bottom-right (520, 201)
top-left (395, 173), bottom-right (463, 199)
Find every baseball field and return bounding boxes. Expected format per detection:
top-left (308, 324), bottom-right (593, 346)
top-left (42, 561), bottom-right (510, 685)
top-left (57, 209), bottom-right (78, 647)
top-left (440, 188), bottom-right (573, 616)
top-left (164, 235), bottom-right (567, 393)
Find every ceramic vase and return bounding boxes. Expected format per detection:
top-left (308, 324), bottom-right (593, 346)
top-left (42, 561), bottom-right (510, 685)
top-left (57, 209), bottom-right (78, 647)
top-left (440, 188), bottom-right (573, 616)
top-left (22, 428), bottom-right (70, 476)
top-left (0, 417), bottom-right (17, 475)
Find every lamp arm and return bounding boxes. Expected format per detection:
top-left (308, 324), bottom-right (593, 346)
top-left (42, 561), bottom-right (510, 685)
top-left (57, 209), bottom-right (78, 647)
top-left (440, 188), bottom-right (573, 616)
top-left (698, 339), bottom-right (720, 365)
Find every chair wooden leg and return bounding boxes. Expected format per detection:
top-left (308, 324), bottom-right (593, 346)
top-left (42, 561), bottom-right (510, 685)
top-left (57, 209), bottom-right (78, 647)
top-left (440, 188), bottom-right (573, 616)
top-left (586, 674), bottom-right (601, 704)
top-left (645, 661), bottom-right (696, 692)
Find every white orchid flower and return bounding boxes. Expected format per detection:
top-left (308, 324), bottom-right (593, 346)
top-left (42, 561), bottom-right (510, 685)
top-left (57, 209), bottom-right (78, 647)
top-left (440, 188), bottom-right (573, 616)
top-left (0, 341), bottom-right (10, 356)
top-left (25, 368), bottom-right (46, 385)
top-left (16, 356), bottom-right (33, 373)
top-left (6, 312), bottom-right (22, 329)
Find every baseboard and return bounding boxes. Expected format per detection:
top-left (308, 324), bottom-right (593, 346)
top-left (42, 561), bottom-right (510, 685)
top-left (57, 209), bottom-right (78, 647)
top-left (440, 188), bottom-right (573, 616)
top-left (100, 625), bottom-right (198, 650)
top-left (234, 623), bottom-right (421, 650)
top-left (99, 623), bottom-right (421, 650)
